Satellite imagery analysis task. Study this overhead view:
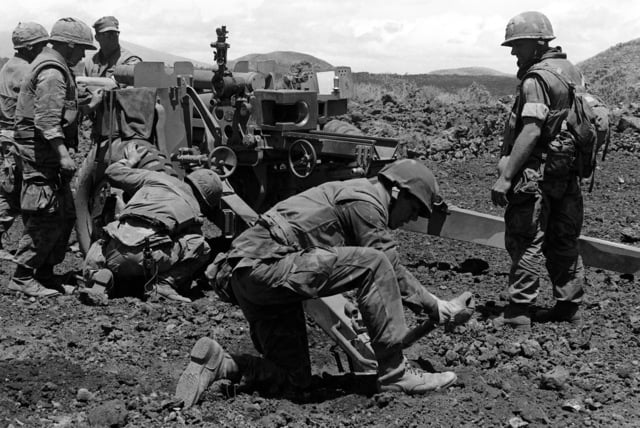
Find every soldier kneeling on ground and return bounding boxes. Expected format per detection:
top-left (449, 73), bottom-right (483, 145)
top-left (81, 142), bottom-right (222, 304)
top-left (175, 159), bottom-right (475, 406)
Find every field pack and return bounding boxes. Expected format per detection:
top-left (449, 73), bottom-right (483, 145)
top-left (526, 65), bottom-right (610, 183)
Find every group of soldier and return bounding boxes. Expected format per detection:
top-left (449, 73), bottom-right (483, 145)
top-left (0, 11), bottom-right (593, 406)
top-left (0, 16), bottom-right (138, 297)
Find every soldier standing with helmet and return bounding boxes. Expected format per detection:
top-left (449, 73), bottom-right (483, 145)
top-left (492, 11), bottom-right (586, 330)
top-left (9, 17), bottom-right (101, 297)
top-left (0, 22), bottom-right (49, 251)
top-left (83, 16), bottom-right (141, 78)
top-left (176, 159), bottom-right (475, 407)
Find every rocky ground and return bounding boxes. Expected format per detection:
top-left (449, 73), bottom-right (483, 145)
top-left (1, 99), bottom-right (640, 427)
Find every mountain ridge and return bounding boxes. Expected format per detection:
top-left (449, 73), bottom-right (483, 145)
top-left (0, 31), bottom-right (636, 104)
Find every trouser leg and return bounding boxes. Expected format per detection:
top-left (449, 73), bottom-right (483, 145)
top-left (233, 302), bottom-right (312, 394)
top-left (159, 233), bottom-right (211, 291)
top-left (542, 178), bottom-right (585, 303)
top-left (232, 246), bottom-right (409, 385)
top-left (14, 182), bottom-right (75, 271)
top-left (504, 192), bottom-right (546, 304)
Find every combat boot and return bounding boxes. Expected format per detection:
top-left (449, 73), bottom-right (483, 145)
top-left (436, 291), bottom-right (475, 326)
top-left (493, 302), bottom-right (531, 331)
top-left (154, 279), bottom-right (192, 303)
top-left (8, 277), bottom-right (60, 298)
top-left (78, 269), bottom-right (113, 306)
top-left (377, 364), bottom-right (457, 394)
top-left (534, 301), bottom-right (582, 325)
top-left (175, 337), bottom-right (239, 408)
top-left (34, 264), bottom-right (75, 295)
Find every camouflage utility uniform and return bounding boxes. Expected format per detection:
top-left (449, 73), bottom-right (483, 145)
top-left (212, 178), bottom-right (445, 393)
top-left (82, 160), bottom-right (211, 297)
top-left (82, 46), bottom-right (140, 78)
top-left (0, 56), bottom-right (31, 237)
top-left (12, 47), bottom-right (79, 277)
top-left (502, 47), bottom-right (585, 305)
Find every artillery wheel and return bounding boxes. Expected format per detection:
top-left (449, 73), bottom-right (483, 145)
top-left (208, 146), bottom-right (238, 178)
top-left (288, 139), bottom-right (317, 179)
top-left (74, 139), bottom-right (178, 255)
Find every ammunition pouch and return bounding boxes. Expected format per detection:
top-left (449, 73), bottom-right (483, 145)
top-left (509, 166), bottom-right (542, 205)
top-left (0, 140), bottom-right (19, 195)
top-left (544, 137), bottom-right (576, 179)
top-left (20, 176), bottom-right (60, 215)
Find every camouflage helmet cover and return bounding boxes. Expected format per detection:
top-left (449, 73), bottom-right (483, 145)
top-left (378, 159), bottom-right (439, 216)
top-left (185, 169), bottom-right (223, 211)
top-left (12, 22), bottom-right (49, 49)
top-left (502, 11), bottom-right (555, 47)
top-left (49, 17), bottom-right (96, 50)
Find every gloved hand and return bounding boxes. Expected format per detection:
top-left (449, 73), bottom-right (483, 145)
top-left (436, 291), bottom-right (475, 326)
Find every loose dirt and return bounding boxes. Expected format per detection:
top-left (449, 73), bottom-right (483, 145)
top-left (1, 127), bottom-right (639, 427)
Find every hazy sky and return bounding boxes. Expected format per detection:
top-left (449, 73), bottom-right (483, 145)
top-left (2, 0), bottom-right (639, 74)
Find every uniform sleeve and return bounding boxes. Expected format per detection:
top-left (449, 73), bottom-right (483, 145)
top-left (520, 76), bottom-right (549, 121)
top-left (34, 68), bottom-right (66, 141)
top-left (105, 160), bottom-right (157, 195)
top-left (338, 201), bottom-right (433, 311)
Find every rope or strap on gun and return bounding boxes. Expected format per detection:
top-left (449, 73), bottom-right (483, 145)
top-left (142, 237), bottom-right (158, 293)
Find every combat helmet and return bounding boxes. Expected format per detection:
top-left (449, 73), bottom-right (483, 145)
top-left (185, 169), bottom-right (223, 211)
top-left (502, 11), bottom-right (555, 47)
top-left (12, 22), bottom-right (49, 49)
top-left (378, 159), bottom-right (439, 217)
top-left (49, 17), bottom-right (96, 50)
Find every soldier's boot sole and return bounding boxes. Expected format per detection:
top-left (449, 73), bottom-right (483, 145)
top-left (175, 337), bottom-right (222, 408)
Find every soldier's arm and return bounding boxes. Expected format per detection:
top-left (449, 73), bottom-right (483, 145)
top-left (502, 77), bottom-right (547, 177)
top-left (34, 68), bottom-right (67, 144)
top-left (341, 201), bottom-right (442, 316)
top-left (105, 160), bottom-right (155, 195)
top-left (34, 68), bottom-right (75, 174)
top-left (492, 77), bottom-right (547, 206)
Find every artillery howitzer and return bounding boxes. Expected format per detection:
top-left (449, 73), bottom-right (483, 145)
top-left (74, 26), bottom-right (640, 377)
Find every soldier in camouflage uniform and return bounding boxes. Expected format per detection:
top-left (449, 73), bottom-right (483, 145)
top-left (10, 17), bottom-right (100, 298)
top-left (81, 142), bottom-right (222, 304)
top-left (0, 22), bottom-right (49, 250)
top-left (176, 159), bottom-right (475, 407)
top-left (492, 11), bottom-right (585, 329)
top-left (83, 16), bottom-right (141, 78)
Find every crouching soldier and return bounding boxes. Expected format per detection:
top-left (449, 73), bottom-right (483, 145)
top-left (81, 142), bottom-right (222, 304)
top-left (176, 159), bottom-right (475, 407)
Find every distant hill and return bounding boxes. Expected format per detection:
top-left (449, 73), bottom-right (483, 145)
top-left (353, 72), bottom-right (518, 98)
top-left (230, 51), bottom-right (333, 75)
top-left (578, 38), bottom-right (640, 106)
top-left (119, 40), bottom-right (212, 69)
top-left (428, 67), bottom-right (510, 76)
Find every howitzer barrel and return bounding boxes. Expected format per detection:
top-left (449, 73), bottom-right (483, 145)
top-left (113, 64), bottom-right (266, 94)
top-left (113, 64), bottom-right (214, 91)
